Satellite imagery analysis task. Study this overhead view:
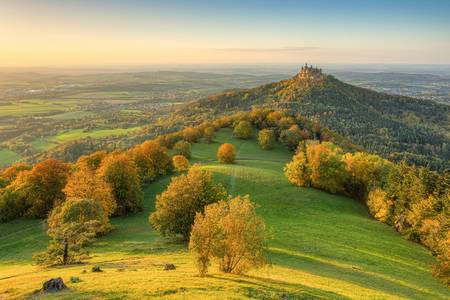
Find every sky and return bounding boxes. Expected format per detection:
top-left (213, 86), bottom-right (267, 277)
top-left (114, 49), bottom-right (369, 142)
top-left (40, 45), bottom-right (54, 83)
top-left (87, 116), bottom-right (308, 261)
top-left (1, 0), bottom-right (449, 67)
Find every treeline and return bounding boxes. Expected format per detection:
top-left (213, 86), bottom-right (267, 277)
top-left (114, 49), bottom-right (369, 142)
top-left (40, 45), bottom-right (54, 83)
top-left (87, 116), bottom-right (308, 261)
top-left (284, 141), bottom-right (449, 285)
top-left (191, 71), bottom-right (450, 171)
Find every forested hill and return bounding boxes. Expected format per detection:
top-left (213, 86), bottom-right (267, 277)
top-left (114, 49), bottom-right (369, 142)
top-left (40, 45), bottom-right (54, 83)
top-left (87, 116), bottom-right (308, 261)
top-left (192, 65), bottom-right (450, 170)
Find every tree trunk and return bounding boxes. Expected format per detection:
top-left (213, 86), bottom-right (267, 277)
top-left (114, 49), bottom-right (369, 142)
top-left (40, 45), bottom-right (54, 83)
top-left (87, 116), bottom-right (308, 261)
top-left (62, 240), bottom-right (69, 265)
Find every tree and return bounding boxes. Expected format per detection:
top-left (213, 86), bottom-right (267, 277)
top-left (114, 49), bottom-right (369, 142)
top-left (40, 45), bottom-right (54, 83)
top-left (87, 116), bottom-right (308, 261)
top-left (258, 129), bottom-right (275, 150)
top-left (172, 155), bottom-right (189, 173)
top-left (150, 165), bottom-right (227, 240)
top-left (367, 188), bottom-right (393, 223)
top-left (233, 120), bottom-right (252, 139)
top-left (217, 143), bottom-right (236, 164)
top-left (173, 140), bottom-right (192, 158)
top-left (9, 158), bottom-right (70, 218)
top-left (0, 188), bottom-right (28, 223)
top-left (343, 152), bottom-right (392, 201)
top-left (203, 127), bottom-right (215, 143)
top-left (306, 142), bottom-right (348, 194)
top-left (97, 153), bottom-right (143, 216)
top-left (64, 164), bottom-right (116, 221)
top-left (76, 151), bottom-right (107, 171)
top-left (189, 195), bottom-right (266, 276)
top-left (183, 127), bottom-right (202, 143)
top-left (34, 198), bottom-right (105, 265)
top-left (130, 141), bottom-right (170, 182)
top-left (279, 125), bottom-right (302, 151)
top-left (284, 144), bottom-right (310, 187)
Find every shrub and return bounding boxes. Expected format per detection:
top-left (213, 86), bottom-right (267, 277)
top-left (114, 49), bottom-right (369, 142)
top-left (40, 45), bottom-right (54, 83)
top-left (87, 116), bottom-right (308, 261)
top-left (233, 120), bottom-right (253, 139)
top-left (172, 155), bottom-right (189, 173)
top-left (217, 143), bottom-right (236, 164)
top-left (258, 129), bottom-right (276, 150)
top-left (34, 198), bottom-right (105, 265)
top-left (150, 165), bottom-right (227, 240)
top-left (97, 153), bottom-right (143, 216)
top-left (173, 141), bottom-right (192, 158)
top-left (189, 195), bottom-right (266, 276)
top-left (203, 127), bottom-right (215, 143)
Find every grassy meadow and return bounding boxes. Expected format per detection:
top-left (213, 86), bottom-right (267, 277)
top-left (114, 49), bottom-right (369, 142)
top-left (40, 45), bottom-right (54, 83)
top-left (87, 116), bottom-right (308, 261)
top-left (0, 150), bottom-right (21, 168)
top-left (0, 100), bottom-right (92, 118)
top-left (0, 129), bottom-right (448, 299)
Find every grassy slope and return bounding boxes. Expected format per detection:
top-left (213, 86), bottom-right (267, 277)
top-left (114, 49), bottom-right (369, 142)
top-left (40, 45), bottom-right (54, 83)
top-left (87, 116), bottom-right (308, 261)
top-left (0, 129), bottom-right (448, 299)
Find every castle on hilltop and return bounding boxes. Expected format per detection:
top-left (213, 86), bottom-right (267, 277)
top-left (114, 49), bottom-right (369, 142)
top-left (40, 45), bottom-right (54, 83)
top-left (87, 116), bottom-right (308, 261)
top-left (296, 64), bottom-right (323, 81)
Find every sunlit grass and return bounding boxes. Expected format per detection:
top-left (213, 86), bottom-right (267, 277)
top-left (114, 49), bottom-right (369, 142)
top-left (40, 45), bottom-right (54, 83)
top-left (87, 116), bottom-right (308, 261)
top-left (0, 129), bottom-right (448, 299)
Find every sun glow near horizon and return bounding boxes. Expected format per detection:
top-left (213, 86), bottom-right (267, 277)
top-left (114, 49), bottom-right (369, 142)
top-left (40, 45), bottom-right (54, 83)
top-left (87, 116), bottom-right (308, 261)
top-left (1, 0), bottom-right (450, 67)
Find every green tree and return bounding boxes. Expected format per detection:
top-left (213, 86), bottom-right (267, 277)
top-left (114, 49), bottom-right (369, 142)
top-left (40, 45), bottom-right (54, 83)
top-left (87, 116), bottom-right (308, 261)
top-left (258, 129), bottom-right (276, 150)
top-left (34, 198), bottom-right (106, 265)
top-left (279, 125), bottom-right (302, 151)
top-left (173, 140), bottom-right (192, 158)
top-left (233, 120), bottom-right (253, 139)
top-left (203, 127), bottom-right (215, 143)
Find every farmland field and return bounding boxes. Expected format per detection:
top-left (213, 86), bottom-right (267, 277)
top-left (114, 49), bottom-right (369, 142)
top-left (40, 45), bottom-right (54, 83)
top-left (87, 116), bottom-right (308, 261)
top-left (0, 129), bottom-right (448, 299)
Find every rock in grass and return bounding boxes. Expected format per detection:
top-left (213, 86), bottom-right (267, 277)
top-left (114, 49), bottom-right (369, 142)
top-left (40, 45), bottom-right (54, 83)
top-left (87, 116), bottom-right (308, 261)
top-left (42, 277), bottom-right (66, 292)
top-left (92, 266), bottom-right (103, 272)
top-left (164, 264), bottom-right (176, 270)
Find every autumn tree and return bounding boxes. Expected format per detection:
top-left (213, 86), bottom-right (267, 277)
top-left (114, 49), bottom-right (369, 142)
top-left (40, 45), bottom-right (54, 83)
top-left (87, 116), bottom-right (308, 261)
top-left (233, 120), bottom-right (253, 139)
top-left (306, 142), bottom-right (348, 194)
top-left (203, 126), bottom-right (215, 143)
top-left (9, 158), bottom-right (70, 218)
top-left (1, 162), bottom-right (31, 186)
top-left (258, 129), bottom-right (276, 150)
top-left (284, 143), bottom-right (310, 187)
top-left (279, 125), bottom-right (302, 151)
top-left (183, 127), bottom-right (202, 143)
top-left (189, 195), bottom-right (266, 276)
top-left (130, 141), bottom-right (170, 182)
top-left (150, 165), bottom-right (227, 240)
top-left (76, 151), bottom-right (107, 171)
top-left (217, 143), bottom-right (236, 164)
top-left (64, 164), bottom-right (116, 222)
top-left (172, 155), bottom-right (189, 173)
top-left (343, 152), bottom-right (392, 201)
top-left (367, 188), bottom-right (393, 223)
top-left (173, 140), bottom-right (192, 158)
top-left (34, 198), bottom-right (105, 265)
top-left (97, 153), bottom-right (143, 216)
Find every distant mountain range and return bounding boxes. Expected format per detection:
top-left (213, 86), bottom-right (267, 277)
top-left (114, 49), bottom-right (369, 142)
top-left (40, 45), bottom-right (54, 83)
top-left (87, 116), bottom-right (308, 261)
top-left (192, 65), bottom-right (450, 170)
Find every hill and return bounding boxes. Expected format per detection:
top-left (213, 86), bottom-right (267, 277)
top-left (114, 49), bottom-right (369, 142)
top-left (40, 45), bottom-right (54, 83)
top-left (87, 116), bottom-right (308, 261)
top-left (1, 129), bottom-right (448, 299)
top-left (192, 65), bottom-right (450, 170)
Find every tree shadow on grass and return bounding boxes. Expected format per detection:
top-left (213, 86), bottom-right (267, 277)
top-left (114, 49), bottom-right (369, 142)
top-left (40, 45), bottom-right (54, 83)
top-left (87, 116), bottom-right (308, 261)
top-left (268, 249), bottom-right (448, 299)
top-left (210, 273), bottom-right (351, 300)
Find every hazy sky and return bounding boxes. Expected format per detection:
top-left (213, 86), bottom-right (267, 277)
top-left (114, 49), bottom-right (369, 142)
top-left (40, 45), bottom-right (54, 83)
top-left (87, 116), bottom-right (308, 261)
top-left (1, 0), bottom-right (449, 66)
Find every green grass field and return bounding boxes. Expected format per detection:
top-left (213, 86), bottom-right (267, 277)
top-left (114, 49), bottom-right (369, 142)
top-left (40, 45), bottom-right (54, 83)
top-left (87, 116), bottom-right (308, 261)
top-left (0, 100), bottom-right (91, 117)
top-left (29, 126), bottom-right (145, 152)
top-left (0, 129), bottom-right (448, 299)
top-left (48, 126), bottom-right (144, 143)
top-left (0, 149), bottom-right (21, 168)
